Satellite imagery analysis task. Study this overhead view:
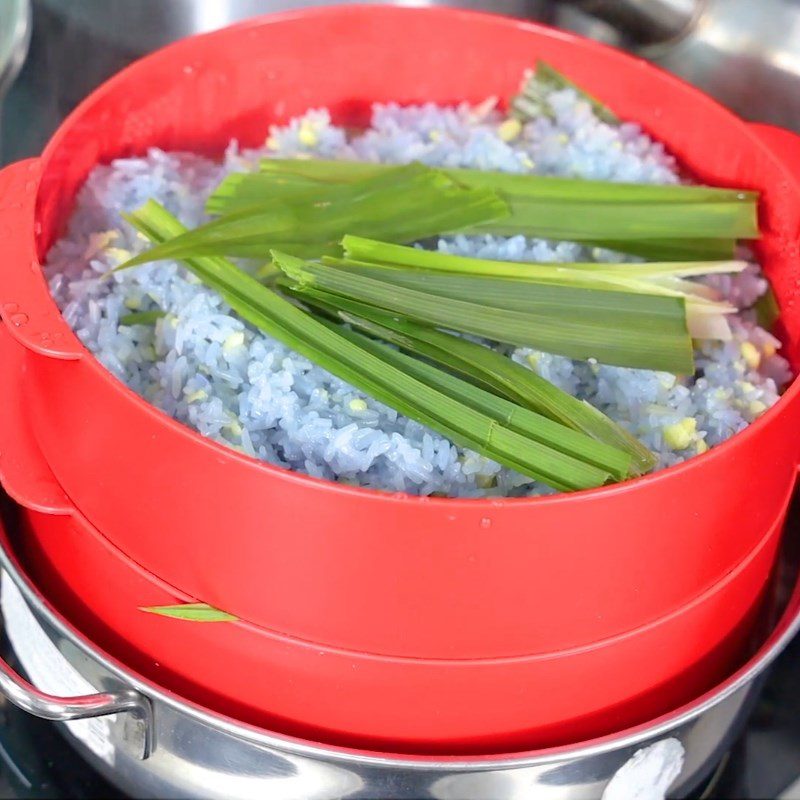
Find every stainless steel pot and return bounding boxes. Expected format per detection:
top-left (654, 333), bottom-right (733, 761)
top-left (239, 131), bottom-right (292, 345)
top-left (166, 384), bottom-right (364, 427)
top-left (0, 0), bottom-right (29, 95)
top-left (0, 515), bottom-right (796, 800)
top-left (0, 0), bottom-right (30, 152)
top-left (8, 0), bottom-right (800, 164)
top-left (1, 0), bottom-right (547, 162)
top-left (554, 0), bottom-right (800, 130)
top-left (35, 0), bottom-right (548, 53)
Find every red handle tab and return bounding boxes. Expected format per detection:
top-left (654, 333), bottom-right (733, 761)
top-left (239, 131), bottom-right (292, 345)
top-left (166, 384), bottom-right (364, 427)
top-left (0, 159), bottom-right (82, 361)
top-left (0, 324), bottom-right (71, 515)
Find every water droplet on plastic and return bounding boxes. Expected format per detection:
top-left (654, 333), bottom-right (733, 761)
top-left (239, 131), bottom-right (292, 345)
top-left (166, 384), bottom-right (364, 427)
top-left (480, 517), bottom-right (491, 529)
top-left (9, 312), bottom-right (29, 327)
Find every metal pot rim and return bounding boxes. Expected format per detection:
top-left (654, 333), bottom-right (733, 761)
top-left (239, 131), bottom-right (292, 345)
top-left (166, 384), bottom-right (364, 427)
top-left (32, 0), bottom-right (545, 56)
top-left (0, 0), bottom-right (30, 99)
top-left (2, 527), bottom-right (799, 770)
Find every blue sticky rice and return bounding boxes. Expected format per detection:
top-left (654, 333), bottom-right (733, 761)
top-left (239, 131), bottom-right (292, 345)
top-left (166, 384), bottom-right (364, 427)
top-left (44, 88), bottom-right (792, 497)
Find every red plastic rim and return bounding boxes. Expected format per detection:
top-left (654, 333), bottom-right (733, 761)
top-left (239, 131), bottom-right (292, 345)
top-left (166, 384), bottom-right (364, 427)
top-left (23, 6), bottom-right (800, 509)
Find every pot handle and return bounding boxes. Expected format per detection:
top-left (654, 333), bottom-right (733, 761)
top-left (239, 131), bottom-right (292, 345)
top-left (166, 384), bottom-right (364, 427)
top-left (0, 654), bottom-right (153, 759)
top-left (0, 158), bottom-right (83, 360)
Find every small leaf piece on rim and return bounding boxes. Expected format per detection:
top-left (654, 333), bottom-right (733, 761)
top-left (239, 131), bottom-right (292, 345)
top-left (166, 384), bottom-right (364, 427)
top-left (139, 603), bottom-right (238, 622)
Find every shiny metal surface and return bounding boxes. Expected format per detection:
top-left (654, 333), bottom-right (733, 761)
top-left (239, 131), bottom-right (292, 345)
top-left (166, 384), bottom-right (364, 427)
top-left (554, 0), bottom-right (800, 130)
top-left (1, 0), bottom-right (547, 162)
top-left (0, 0), bottom-right (29, 99)
top-left (0, 0), bottom-right (30, 156)
top-left (643, 0), bottom-right (800, 129)
top-left (0, 650), bottom-right (152, 760)
top-left (35, 0), bottom-right (547, 53)
top-left (12, 0), bottom-right (800, 159)
top-left (0, 528), bottom-right (797, 800)
top-left (556, 0), bottom-right (699, 45)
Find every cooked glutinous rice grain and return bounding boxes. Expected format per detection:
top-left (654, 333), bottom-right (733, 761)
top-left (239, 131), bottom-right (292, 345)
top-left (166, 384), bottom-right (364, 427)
top-left (45, 89), bottom-right (792, 497)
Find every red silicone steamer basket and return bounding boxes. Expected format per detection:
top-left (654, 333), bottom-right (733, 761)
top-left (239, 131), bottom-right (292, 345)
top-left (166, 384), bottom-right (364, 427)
top-left (0, 7), bottom-right (800, 663)
top-left (15, 501), bottom-right (780, 753)
top-left (0, 318), bottom-right (784, 751)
